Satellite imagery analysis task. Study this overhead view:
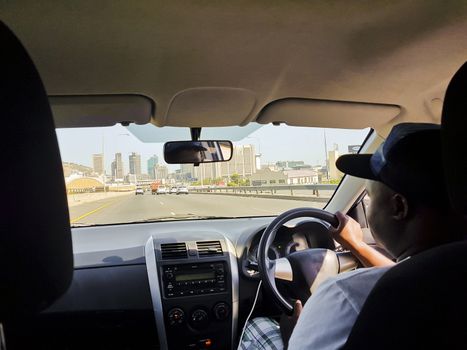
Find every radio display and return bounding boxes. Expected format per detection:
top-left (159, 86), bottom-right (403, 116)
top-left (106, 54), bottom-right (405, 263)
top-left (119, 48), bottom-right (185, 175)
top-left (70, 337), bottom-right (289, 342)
top-left (175, 271), bottom-right (216, 282)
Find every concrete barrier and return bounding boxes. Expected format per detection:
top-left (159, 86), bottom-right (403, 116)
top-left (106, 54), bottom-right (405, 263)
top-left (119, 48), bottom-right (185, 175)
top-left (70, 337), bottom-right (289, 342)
top-left (67, 191), bottom-right (132, 208)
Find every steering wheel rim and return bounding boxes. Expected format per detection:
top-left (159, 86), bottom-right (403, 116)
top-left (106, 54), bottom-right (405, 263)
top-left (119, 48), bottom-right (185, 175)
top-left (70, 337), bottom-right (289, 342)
top-left (258, 207), bottom-right (338, 314)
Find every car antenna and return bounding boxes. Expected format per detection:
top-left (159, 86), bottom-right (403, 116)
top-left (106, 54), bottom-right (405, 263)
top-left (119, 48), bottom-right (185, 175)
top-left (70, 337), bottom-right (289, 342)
top-left (190, 127), bottom-right (201, 167)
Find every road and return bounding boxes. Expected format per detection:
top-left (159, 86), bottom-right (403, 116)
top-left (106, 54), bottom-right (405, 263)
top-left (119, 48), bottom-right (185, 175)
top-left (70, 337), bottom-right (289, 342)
top-left (69, 192), bottom-right (326, 226)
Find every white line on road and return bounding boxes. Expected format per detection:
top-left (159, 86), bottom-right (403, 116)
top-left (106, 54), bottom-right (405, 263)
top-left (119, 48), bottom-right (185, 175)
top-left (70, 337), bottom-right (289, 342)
top-left (160, 201), bottom-right (164, 205)
top-left (170, 212), bottom-right (175, 216)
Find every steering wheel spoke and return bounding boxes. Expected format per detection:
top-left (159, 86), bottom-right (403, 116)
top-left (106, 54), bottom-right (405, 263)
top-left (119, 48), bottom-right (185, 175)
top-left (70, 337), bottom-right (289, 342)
top-left (272, 257), bottom-right (293, 282)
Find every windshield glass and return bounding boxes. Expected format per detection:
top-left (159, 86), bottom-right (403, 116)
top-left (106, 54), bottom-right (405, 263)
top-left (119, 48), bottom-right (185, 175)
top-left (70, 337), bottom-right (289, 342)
top-left (57, 123), bottom-right (369, 227)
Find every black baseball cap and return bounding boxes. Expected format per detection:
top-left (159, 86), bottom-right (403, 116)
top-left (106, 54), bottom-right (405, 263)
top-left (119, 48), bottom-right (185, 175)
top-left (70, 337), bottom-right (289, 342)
top-left (336, 123), bottom-right (447, 206)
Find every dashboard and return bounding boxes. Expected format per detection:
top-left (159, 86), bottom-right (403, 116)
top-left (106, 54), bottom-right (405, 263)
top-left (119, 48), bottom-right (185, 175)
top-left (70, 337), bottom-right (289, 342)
top-left (13, 216), bottom-right (337, 350)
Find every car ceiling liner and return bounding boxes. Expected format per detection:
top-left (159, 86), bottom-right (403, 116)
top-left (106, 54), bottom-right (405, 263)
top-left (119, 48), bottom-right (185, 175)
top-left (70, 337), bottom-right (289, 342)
top-left (51, 93), bottom-right (400, 132)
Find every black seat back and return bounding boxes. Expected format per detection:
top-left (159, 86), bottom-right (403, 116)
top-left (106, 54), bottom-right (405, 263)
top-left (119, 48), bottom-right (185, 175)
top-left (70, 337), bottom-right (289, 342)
top-left (0, 21), bottom-right (73, 319)
top-left (343, 62), bottom-right (467, 349)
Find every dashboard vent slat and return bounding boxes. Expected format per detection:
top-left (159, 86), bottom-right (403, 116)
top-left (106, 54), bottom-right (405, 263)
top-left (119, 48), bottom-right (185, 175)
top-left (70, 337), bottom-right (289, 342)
top-left (196, 241), bottom-right (223, 257)
top-left (161, 243), bottom-right (188, 260)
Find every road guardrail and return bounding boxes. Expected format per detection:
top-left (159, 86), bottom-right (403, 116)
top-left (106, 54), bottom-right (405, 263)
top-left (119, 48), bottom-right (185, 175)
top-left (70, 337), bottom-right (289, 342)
top-left (190, 184), bottom-right (338, 201)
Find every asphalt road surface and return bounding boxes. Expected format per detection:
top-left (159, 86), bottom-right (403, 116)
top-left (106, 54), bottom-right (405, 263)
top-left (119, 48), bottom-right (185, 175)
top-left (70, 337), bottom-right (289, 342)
top-left (69, 192), bottom-right (326, 226)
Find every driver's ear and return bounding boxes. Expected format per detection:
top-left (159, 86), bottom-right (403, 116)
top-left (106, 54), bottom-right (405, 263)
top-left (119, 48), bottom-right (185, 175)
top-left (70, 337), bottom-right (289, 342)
top-left (390, 193), bottom-right (409, 221)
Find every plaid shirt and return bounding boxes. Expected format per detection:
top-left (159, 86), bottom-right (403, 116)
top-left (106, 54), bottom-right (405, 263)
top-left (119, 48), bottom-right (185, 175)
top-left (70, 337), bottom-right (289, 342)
top-left (239, 317), bottom-right (284, 350)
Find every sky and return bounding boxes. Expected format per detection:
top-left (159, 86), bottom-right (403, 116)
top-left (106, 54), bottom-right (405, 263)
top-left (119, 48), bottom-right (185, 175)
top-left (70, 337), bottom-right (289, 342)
top-left (55, 123), bottom-right (370, 174)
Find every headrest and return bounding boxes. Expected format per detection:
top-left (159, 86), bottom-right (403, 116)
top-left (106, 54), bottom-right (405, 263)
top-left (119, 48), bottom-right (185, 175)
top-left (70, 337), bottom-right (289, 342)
top-left (441, 61), bottom-right (467, 218)
top-left (0, 21), bottom-right (73, 318)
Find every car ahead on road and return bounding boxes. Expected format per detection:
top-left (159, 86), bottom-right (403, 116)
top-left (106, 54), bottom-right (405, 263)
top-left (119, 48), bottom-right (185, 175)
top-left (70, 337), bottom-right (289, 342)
top-left (156, 187), bottom-right (167, 195)
top-left (176, 186), bottom-right (189, 195)
top-left (135, 188), bottom-right (144, 195)
top-left (4, 2), bottom-right (467, 349)
top-left (170, 187), bottom-right (178, 194)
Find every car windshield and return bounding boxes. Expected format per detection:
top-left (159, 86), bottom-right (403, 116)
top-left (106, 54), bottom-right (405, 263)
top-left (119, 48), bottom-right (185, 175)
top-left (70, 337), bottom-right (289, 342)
top-left (57, 123), bottom-right (369, 227)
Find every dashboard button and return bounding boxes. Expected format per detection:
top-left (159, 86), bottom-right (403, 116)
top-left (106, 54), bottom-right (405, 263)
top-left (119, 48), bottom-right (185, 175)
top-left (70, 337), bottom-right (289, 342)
top-left (213, 302), bottom-right (230, 321)
top-left (190, 309), bottom-right (209, 329)
top-left (167, 308), bottom-right (185, 326)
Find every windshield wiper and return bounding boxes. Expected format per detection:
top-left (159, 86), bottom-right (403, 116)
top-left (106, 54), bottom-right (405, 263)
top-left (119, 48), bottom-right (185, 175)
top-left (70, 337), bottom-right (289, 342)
top-left (70, 214), bottom-right (267, 227)
top-left (131, 214), bottom-right (240, 223)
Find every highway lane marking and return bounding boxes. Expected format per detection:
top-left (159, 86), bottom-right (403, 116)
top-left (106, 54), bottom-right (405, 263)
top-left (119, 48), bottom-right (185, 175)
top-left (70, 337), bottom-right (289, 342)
top-left (70, 200), bottom-right (118, 224)
top-left (170, 212), bottom-right (175, 216)
top-left (160, 201), bottom-right (164, 205)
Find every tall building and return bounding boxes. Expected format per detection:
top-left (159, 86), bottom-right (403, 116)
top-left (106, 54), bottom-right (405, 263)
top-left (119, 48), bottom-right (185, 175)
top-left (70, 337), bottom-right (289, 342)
top-left (327, 150), bottom-right (342, 180)
top-left (147, 155), bottom-right (159, 178)
top-left (92, 153), bottom-right (104, 175)
top-left (192, 145), bottom-right (257, 182)
top-left (193, 163), bottom-right (219, 181)
top-left (218, 144), bottom-right (256, 179)
top-left (111, 153), bottom-right (124, 181)
top-left (154, 164), bottom-right (169, 180)
top-left (180, 163), bottom-right (195, 180)
top-left (129, 152), bottom-right (142, 175)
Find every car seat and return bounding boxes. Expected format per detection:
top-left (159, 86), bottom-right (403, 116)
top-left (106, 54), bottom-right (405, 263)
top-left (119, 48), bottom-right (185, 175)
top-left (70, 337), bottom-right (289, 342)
top-left (0, 21), bottom-right (73, 347)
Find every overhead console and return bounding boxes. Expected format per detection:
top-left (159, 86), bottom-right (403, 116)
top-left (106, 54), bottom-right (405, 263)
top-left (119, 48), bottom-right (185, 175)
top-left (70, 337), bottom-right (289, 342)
top-left (145, 233), bottom-right (239, 350)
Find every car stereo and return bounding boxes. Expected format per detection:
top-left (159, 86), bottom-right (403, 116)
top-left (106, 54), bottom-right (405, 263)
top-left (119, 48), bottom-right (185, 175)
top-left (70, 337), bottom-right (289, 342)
top-left (162, 262), bottom-right (226, 298)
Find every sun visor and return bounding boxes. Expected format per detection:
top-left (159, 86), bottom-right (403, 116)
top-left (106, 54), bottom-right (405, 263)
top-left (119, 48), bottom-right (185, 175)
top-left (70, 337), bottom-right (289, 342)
top-left (51, 95), bottom-right (154, 128)
top-left (256, 98), bottom-right (401, 129)
top-left (161, 87), bottom-right (256, 127)
top-left (126, 123), bottom-right (262, 143)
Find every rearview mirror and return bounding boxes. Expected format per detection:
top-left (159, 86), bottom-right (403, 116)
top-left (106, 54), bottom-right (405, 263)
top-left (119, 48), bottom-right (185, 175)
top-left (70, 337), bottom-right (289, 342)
top-left (164, 140), bottom-right (233, 164)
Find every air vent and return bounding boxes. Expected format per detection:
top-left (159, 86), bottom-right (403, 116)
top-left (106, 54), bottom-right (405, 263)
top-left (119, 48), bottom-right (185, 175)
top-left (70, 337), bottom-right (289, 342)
top-left (196, 241), bottom-right (223, 257)
top-left (161, 243), bottom-right (188, 260)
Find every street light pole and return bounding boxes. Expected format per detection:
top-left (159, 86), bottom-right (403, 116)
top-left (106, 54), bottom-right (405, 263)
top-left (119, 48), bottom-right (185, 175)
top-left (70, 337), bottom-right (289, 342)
top-left (101, 132), bottom-right (107, 193)
top-left (323, 129), bottom-right (329, 181)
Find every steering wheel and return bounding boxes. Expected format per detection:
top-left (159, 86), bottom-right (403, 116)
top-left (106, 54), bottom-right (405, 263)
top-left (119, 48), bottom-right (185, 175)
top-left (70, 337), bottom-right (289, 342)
top-left (258, 207), bottom-right (359, 314)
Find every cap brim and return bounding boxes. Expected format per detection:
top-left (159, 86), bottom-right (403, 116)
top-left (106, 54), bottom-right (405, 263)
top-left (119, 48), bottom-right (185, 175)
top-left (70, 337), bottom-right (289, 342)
top-left (336, 154), bottom-right (379, 180)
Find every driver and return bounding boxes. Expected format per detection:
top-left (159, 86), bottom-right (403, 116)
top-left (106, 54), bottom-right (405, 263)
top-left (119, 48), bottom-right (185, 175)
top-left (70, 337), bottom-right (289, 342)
top-left (239, 123), bottom-right (465, 350)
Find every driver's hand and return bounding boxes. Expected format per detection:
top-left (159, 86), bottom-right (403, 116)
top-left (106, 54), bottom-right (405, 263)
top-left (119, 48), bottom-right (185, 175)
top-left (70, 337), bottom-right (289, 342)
top-left (329, 211), bottom-right (365, 251)
top-left (279, 299), bottom-right (303, 349)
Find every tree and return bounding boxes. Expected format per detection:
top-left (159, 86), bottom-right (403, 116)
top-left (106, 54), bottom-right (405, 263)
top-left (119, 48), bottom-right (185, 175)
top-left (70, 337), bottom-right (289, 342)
top-left (230, 173), bottom-right (240, 185)
top-left (239, 178), bottom-right (250, 186)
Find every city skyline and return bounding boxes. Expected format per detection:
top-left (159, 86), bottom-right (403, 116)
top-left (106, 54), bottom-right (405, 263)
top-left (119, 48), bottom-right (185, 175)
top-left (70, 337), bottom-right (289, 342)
top-left (56, 123), bottom-right (369, 176)
top-left (74, 147), bottom-right (344, 184)
top-left (69, 144), bottom-right (350, 180)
